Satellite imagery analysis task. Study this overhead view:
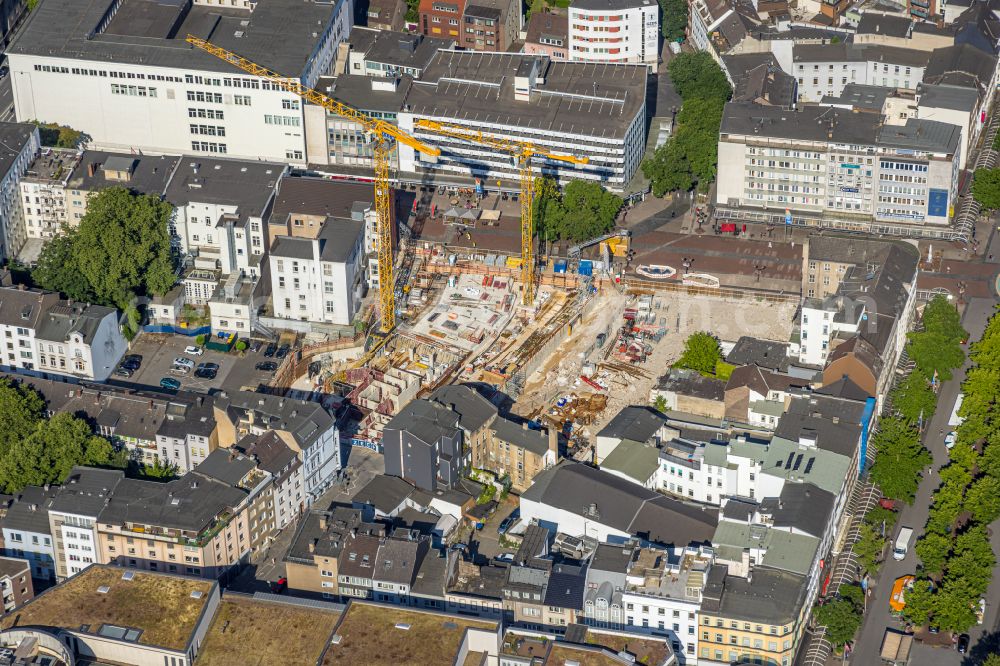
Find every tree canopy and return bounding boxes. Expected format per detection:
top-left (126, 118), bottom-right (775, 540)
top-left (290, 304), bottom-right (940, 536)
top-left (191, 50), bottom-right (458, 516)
top-left (659, 0), bottom-right (688, 42)
top-left (32, 121), bottom-right (83, 148)
top-left (868, 416), bottom-right (931, 503)
top-left (0, 379), bottom-right (123, 493)
top-left (889, 371), bottom-right (937, 425)
top-left (674, 332), bottom-right (723, 375)
top-left (814, 593), bottom-right (863, 647)
top-left (642, 53), bottom-right (731, 195)
top-left (973, 168), bottom-right (1000, 211)
top-left (533, 178), bottom-right (622, 242)
top-left (32, 187), bottom-right (175, 310)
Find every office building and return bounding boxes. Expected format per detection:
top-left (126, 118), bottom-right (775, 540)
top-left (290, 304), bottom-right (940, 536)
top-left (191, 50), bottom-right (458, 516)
top-left (7, 0), bottom-right (353, 163)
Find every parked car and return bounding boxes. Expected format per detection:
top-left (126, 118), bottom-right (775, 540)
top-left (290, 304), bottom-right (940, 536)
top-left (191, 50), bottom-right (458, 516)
top-left (978, 598), bottom-right (986, 625)
top-left (121, 354), bottom-right (142, 370)
top-left (263, 343), bottom-right (277, 357)
top-left (270, 577), bottom-right (287, 593)
top-left (957, 633), bottom-right (970, 653)
top-left (275, 344), bottom-right (290, 359)
top-left (495, 553), bottom-right (514, 563)
top-left (498, 508), bottom-right (520, 535)
top-left (945, 431), bottom-right (957, 449)
top-left (173, 357), bottom-right (195, 369)
top-left (255, 361), bottom-right (278, 372)
top-left (250, 340), bottom-right (263, 353)
top-left (194, 365), bottom-right (217, 380)
top-left (159, 378), bottom-right (181, 390)
top-left (169, 366), bottom-right (190, 376)
top-left (184, 346), bottom-right (204, 356)
top-left (114, 367), bottom-right (133, 378)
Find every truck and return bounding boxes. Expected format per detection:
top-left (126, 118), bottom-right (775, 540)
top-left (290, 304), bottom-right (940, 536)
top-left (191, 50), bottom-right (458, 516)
top-left (893, 527), bottom-right (914, 561)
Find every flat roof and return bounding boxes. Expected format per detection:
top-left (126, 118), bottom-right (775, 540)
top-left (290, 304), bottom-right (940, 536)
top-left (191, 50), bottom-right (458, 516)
top-left (1, 565), bottom-right (214, 651)
top-left (877, 117), bottom-right (961, 154)
top-left (406, 50), bottom-right (647, 140)
top-left (164, 157), bottom-right (284, 211)
top-left (9, 0), bottom-right (348, 79)
top-left (196, 596), bottom-right (341, 666)
top-left (317, 73), bottom-right (413, 114)
top-left (321, 602), bottom-right (497, 665)
top-left (67, 151), bottom-right (179, 196)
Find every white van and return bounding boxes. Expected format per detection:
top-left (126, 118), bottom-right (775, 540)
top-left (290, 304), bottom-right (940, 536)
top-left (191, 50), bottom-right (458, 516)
top-left (893, 527), bottom-right (913, 561)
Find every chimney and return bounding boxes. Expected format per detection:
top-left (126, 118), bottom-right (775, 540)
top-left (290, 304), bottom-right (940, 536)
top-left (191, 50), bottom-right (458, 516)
top-left (309, 538), bottom-right (317, 553)
top-left (319, 514), bottom-right (328, 531)
top-left (548, 427), bottom-right (559, 460)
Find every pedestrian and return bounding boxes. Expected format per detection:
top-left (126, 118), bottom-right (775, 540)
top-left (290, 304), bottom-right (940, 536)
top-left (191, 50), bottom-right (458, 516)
top-left (991, 254), bottom-right (994, 261)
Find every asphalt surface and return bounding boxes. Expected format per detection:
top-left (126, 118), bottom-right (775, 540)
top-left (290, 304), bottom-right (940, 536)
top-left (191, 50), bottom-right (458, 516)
top-left (849, 237), bottom-right (1000, 665)
top-left (0, 75), bottom-right (12, 122)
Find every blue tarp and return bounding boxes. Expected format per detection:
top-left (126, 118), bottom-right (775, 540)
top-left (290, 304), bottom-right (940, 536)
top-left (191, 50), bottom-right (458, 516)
top-left (142, 325), bottom-right (211, 337)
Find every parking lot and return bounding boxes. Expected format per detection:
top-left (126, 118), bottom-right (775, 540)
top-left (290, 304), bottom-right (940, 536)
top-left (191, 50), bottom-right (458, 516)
top-left (108, 333), bottom-right (285, 395)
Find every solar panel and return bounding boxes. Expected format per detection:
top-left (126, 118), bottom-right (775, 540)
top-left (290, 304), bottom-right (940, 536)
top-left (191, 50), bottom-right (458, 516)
top-left (784, 452), bottom-right (795, 470)
top-left (804, 457), bottom-right (816, 474)
top-left (793, 454), bottom-right (804, 471)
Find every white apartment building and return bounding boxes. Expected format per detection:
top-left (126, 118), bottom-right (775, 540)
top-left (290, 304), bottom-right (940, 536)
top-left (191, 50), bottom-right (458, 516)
top-left (46, 468), bottom-right (123, 580)
top-left (1, 486), bottom-right (56, 581)
top-left (153, 397), bottom-right (217, 474)
top-left (398, 50), bottom-right (648, 191)
top-left (269, 217), bottom-right (366, 326)
top-left (717, 103), bottom-right (961, 227)
top-left (568, 0), bottom-right (659, 67)
top-left (792, 44), bottom-right (929, 103)
top-left (7, 0), bottom-right (352, 163)
top-left (214, 391), bottom-right (342, 503)
top-left (34, 302), bottom-right (127, 382)
top-left (16, 151), bottom-right (180, 261)
top-left (0, 123), bottom-right (39, 262)
top-left (166, 158), bottom-right (285, 280)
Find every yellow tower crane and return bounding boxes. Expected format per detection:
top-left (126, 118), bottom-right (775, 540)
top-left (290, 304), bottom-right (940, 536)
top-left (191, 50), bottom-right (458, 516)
top-left (186, 36), bottom-right (441, 334)
top-left (412, 119), bottom-right (589, 305)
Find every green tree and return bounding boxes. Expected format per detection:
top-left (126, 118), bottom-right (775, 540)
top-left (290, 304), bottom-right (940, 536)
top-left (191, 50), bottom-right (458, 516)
top-left (533, 176), bottom-right (563, 241)
top-left (675, 332), bottom-right (723, 375)
top-left (532, 179), bottom-right (621, 242)
top-left (33, 187), bottom-right (175, 309)
top-left (667, 52), bottom-right (731, 102)
top-left (853, 522), bottom-right (885, 576)
top-left (973, 168), bottom-right (1000, 211)
top-left (137, 457), bottom-right (179, 481)
top-left (652, 394), bottom-right (668, 413)
top-left (869, 416), bottom-right (931, 503)
top-left (921, 295), bottom-right (967, 342)
top-left (890, 371), bottom-right (937, 425)
top-left (966, 475), bottom-right (1000, 524)
top-left (901, 578), bottom-right (934, 626)
top-left (915, 531), bottom-right (951, 579)
top-left (660, 0), bottom-right (688, 42)
top-left (906, 331), bottom-right (966, 382)
top-left (0, 378), bottom-right (44, 459)
top-left (865, 505), bottom-right (897, 533)
top-left (983, 655), bottom-right (1000, 666)
top-left (31, 232), bottom-right (97, 303)
top-left (32, 121), bottom-right (83, 148)
top-left (814, 598), bottom-right (862, 647)
top-left (0, 413), bottom-right (119, 493)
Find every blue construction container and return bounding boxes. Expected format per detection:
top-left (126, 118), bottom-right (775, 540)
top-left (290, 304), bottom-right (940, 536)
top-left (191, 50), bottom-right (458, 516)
top-left (578, 260), bottom-right (594, 276)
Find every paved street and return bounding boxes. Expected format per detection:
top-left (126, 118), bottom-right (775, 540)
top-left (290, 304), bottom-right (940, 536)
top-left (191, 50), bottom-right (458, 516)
top-left (849, 283), bottom-right (999, 663)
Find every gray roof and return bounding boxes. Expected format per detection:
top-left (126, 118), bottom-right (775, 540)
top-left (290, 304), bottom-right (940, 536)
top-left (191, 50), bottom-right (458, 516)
top-left (725, 54), bottom-right (797, 108)
top-left (773, 391), bottom-right (866, 459)
top-left (0, 123), bottom-right (35, 179)
top-left (759, 483), bottom-right (834, 538)
top-left (351, 27), bottom-right (453, 71)
top-left (490, 417), bottom-right (550, 456)
top-left (1, 486), bottom-right (57, 535)
top-left (0, 287), bottom-right (58, 330)
top-left (544, 562), bottom-right (588, 611)
top-left (726, 337), bottom-right (789, 371)
top-left (67, 152), bottom-right (179, 196)
top-left (702, 566), bottom-right (808, 625)
top-left (821, 83), bottom-right (890, 111)
top-left (522, 463), bottom-right (718, 547)
top-left (877, 118), bottom-right (961, 155)
top-left (8, 0), bottom-right (348, 79)
top-left (374, 536), bottom-right (427, 585)
top-left (353, 474), bottom-right (415, 514)
top-left (792, 43), bottom-right (930, 67)
top-left (285, 507), bottom-right (368, 562)
top-left (338, 532), bottom-right (383, 578)
top-left (270, 216), bottom-right (364, 264)
top-left (235, 430), bottom-right (298, 479)
top-left (917, 83), bottom-right (980, 112)
top-left (597, 406), bottom-right (665, 443)
top-left (406, 50), bottom-right (647, 139)
top-left (215, 391), bottom-right (335, 452)
top-left (430, 384), bottom-right (497, 433)
top-left (98, 472), bottom-right (246, 533)
top-left (856, 12), bottom-right (911, 37)
top-left (164, 158), bottom-right (284, 213)
top-left (806, 234), bottom-right (899, 266)
top-left (193, 449), bottom-right (257, 488)
top-left (721, 103), bottom-right (879, 145)
top-left (385, 399), bottom-right (460, 446)
top-left (268, 176), bottom-right (373, 224)
top-left (35, 301), bottom-right (116, 345)
top-left (317, 73), bottom-right (412, 114)
top-left (600, 439), bottom-right (660, 483)
top-left (923, 44), bottom-right (998, 90)
top-left (0, 556), bottom-right (29, 580)
top-left (655, 368), bottom-right (726, 402)
top-left (720, 498), bottom-right (757, 523)
top-left (48, 467), bottom-right (124, 517)
top-left (590, 542), bottom-right (636, 574)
